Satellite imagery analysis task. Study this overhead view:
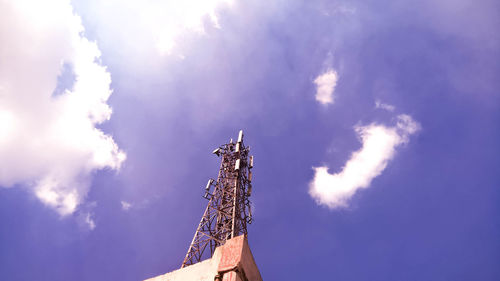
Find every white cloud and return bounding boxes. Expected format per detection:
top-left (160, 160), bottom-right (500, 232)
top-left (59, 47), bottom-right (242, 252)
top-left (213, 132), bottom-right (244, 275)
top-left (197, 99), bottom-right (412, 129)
top-left (76, 0), bottom-right (234, 58)
top-left (84, 212), bottom-right (96, 230)
top-left (314, 69), bottom-right (338, 105)
top-left (121, 200), bottom-right (132, 211)
top-left (309, 114), bottom-right (420, 208)
top-left (375, 100), bottom-right (395, 112)
top-left (0, 0), bottom-right (125, 215)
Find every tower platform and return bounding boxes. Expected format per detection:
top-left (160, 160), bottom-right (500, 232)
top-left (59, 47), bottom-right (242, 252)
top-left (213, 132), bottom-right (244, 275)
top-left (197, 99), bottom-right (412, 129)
top-left (144, 235), bottom-right (262, 281)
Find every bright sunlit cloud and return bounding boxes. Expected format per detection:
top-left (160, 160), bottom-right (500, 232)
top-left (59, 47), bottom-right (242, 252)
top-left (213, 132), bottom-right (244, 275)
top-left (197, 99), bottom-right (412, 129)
top-left (79, 0), bottom-right (234, 57)
top-left (309, 114), bottom-right (420, 208)
top-left (0, 0), bottom-right (125, 216)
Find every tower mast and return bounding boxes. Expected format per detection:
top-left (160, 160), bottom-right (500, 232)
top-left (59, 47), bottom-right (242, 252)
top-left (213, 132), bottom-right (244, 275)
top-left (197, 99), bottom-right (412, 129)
top-left (181, 130), bottom-right (254, 268)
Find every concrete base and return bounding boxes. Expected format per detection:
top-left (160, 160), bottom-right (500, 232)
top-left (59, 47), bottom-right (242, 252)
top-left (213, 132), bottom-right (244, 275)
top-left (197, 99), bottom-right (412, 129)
top-left (144, 235), bottom-right (262, 281)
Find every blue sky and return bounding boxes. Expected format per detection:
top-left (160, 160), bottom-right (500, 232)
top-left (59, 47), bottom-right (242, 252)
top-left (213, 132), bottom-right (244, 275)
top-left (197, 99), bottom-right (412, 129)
top-left (0, 0), bottom-right (499, 280)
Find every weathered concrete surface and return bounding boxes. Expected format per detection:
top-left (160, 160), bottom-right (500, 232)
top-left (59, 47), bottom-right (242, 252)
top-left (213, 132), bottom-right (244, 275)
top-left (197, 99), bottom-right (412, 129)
top-left (218, 235), bottom-right (261, 281)
top-left (144, 247), bottom-right (222, 281)
top-left (221, 271), bottom-right (242, 281)
top-left (144, 235), bottom-right (262, 281)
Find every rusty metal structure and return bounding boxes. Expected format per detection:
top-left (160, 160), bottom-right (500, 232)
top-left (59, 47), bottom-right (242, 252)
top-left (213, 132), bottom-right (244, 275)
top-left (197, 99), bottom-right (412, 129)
top-left (181, 130), bottom-right (254, 268)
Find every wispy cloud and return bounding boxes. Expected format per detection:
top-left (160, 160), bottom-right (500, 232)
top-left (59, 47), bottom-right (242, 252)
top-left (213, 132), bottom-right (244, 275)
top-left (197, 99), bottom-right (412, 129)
top-left (121, 201), bottom-right (132, 211)
top-left (0, 0), bottom-right (125, 215)
top-left (85, 213), bottom-right (96, 230)
top-left (309, 114), bottom-right (420, 208)
top-left (314, 69), bottom-right (338, 105)
top-left (375, 100), bottom-right (395, 112)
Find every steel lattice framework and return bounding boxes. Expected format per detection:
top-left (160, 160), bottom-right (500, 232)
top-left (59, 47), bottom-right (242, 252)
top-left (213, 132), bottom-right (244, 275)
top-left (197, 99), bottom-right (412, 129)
top-left (181, 130), bottom-right (254, 268)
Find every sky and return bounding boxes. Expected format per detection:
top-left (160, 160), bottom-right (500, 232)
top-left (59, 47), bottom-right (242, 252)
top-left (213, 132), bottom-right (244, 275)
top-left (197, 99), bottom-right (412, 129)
top-left (0, 0), bottom-right (499, 280)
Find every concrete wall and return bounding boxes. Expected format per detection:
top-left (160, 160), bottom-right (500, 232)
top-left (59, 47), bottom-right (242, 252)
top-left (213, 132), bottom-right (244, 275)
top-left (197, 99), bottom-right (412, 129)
top-left (144, 235), bottom-right (262, 281)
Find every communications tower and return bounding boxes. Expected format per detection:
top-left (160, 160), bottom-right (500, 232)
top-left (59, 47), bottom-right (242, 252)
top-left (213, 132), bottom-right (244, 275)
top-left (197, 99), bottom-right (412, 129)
top-left (144, 130), bottom-right (262, 281)
top-left (182, 130), bottom-right (254, 267)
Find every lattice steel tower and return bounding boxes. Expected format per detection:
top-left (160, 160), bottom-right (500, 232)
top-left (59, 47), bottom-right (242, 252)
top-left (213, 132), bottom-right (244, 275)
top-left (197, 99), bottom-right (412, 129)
top-left (181, 130), bottom-right (254, 268)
